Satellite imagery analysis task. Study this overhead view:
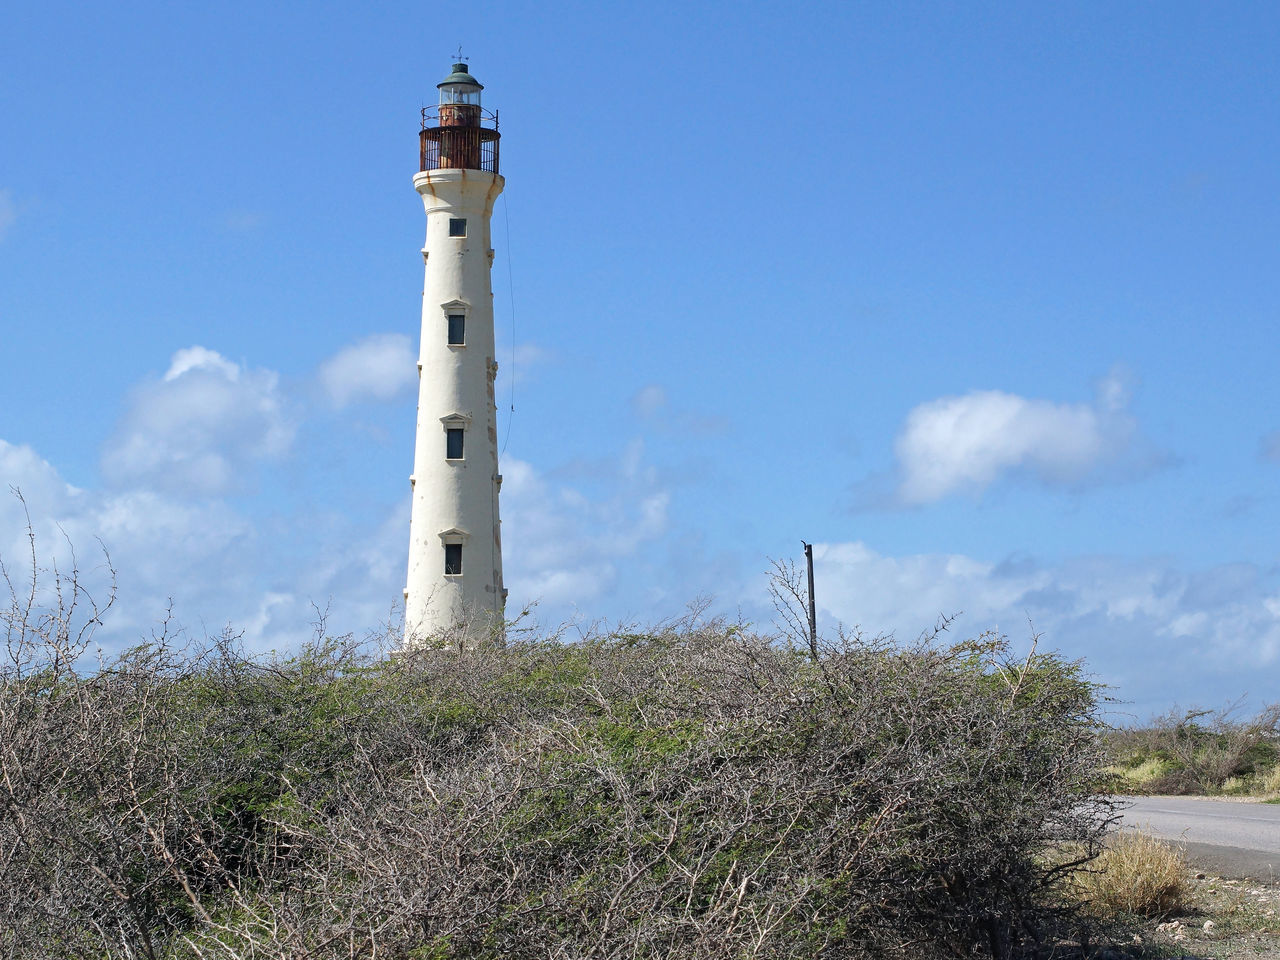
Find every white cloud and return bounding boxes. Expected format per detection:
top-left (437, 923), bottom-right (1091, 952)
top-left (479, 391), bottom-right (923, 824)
top-left (0, 190), bottom-right (15, 241)
top-left (631, 384), bottom-right (668, 417)
top-left (103, 346), bottom-right (294, 496)
top-left (2, 440), bottom-right (251, 638)
top-left (811, 541), bottom-right (1047, 631)
top-left (501, 445), bottom-right (670, 609)
top-left (165, 346), bottom-right (240, 381)
top-left (2, 430), bottom-right (406, 655)
top-left (808, 541), bottom-right (1280, 717)
top-left (1, 439), bottom-right (78, 507)
top-left (893, 372), bottom-right (1141, 504)
top-left (317, 334), bottom-right (417, 408)
top-left (627, 383), bottom-right (728, 436)
top-left (1094, 366), bottom-right (1134, 413)
top-left (0, 440), bottom-right (84, 565)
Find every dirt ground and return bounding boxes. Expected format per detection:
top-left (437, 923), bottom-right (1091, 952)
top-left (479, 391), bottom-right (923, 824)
top-left (1120, 871), bottom-right (1280, 959)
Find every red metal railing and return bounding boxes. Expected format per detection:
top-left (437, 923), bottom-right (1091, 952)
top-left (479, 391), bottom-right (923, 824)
top-left (419, 107), bottom-right (500, 174)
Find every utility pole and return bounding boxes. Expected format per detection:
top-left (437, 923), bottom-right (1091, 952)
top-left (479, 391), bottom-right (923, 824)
top-left (801, 541), bottom-right (817, 658)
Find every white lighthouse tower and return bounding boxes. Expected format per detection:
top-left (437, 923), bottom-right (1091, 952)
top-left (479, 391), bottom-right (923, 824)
top-left (404, 61), bottom-right (506, 645)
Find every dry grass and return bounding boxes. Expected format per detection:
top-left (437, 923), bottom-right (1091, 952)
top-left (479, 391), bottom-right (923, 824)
top-left (1107, 756), bottom-right (1176, 791)
top-left (1222, 774), bottom-right (1251, 795)
top-left (1262, 764), bottom-right (1280, 796)
top-left (1073, 831), bottom-right (1189, 917)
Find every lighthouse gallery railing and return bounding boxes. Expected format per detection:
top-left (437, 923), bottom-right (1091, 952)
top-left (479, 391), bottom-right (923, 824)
top-left (419, 107), bottom-right (500, 175)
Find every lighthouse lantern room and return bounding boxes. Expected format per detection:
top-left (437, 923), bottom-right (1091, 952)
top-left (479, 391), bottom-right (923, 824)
top-left (419, 62), bottom-right (500, 175)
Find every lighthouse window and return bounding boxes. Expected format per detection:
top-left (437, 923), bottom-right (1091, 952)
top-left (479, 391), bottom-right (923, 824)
top-left (447, 313), bottom-right (465, 345)
top-left (444, 543), bottom-right (463, 576)
top-left (446, 428), bottom-right (464, 460)
top-left (449, 218), bottom-right (468, 237)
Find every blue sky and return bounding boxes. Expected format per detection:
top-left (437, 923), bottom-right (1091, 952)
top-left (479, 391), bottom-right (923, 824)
top-left (2, 1), bottom-right (1277, 717)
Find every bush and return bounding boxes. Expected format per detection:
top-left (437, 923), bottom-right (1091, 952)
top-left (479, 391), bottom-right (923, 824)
top-left (1071, 831), bottom-right (1187, 917)
top-left (1106, 701), bottom-right (1280, 794)
top-left (0, 559), bottom-right (1115, 959)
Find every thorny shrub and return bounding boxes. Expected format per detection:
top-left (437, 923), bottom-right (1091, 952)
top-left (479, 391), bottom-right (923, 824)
top-left (0, 547), bottom-right (1116, 959)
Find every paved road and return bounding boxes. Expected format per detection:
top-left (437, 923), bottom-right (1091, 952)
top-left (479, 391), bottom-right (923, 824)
top-left (1117, 796), bottom-right (1280, 879)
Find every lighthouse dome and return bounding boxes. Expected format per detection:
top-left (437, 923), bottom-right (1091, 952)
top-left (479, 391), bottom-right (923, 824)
top-left (438, 63), bottom-right (483, 105)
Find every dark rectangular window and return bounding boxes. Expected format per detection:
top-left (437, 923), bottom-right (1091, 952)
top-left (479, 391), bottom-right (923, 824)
top-left (448, 218), bottom-right (467, 237)
top-left (444, 543), bottom-right (462, 575)
top-left (446, 428), bottom-right (464, 460)
top-left (447, 313), bottom-right (465, 345)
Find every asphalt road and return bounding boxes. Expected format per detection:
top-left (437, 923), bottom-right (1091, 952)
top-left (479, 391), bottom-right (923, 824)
top-left (1117, 796), bottom-right (1280, 880)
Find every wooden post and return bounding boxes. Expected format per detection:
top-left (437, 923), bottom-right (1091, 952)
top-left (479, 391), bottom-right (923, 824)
top-left (802, 541), bottom-right (817, 659)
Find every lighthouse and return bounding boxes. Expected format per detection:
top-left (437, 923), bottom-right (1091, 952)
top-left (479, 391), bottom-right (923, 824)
top-left (404, 61), bottom-right (506, 645)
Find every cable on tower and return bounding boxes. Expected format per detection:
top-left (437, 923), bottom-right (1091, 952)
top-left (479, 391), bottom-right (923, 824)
top-left (500, 191), bottom-right (517, 456)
